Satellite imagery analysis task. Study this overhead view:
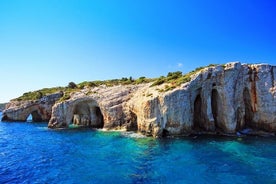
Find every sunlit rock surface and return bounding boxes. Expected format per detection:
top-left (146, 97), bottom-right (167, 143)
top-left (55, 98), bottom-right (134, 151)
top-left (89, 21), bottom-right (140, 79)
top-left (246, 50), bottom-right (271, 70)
top-left (2, 92), bottom-right (62, 122)
top-left (2, 62), bottom-right (276, 137)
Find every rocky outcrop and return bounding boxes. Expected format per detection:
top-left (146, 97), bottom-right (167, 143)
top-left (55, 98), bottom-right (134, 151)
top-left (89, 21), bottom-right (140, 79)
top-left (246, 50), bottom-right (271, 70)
top-left (128, 62), bottom-right (276, 137)
top-left (2, 62), bottom-right (276, 137)
top-left (48, 62), bottom-right (276, 137)
top-left (2, 92), bottom-right (63, 122)
top-left (0, 103), bottom-right (6, 112)
top-left (48, 85), bottom-right (143, 130)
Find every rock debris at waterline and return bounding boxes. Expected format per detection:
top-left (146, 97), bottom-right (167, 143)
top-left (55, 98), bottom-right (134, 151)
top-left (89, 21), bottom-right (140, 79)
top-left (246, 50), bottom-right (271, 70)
top-left (2, 62), bottom-right (276, 137)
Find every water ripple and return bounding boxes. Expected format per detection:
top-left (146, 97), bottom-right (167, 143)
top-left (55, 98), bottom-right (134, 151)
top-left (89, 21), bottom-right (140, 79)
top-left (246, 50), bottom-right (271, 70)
top-left (0, 118), bottom-right (275, 183)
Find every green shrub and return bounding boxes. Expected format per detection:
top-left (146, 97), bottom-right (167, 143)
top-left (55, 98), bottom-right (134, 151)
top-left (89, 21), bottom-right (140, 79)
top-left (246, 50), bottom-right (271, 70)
top-left (150, 64), bottom-right (219, 90)
top-left (12, 63), bottom-right (222, 101)
top-left (167, 71), bottom-right (182, 80)
top-left (135, 77), bottom-right (145, 84)
top-left (58, 92), bottom-right (70, 102)
top-left (78, 81), bottom-right (98, 89)
top-left (13, 86), bottom-right (66, 101)
top-left (146, 93), bottom-right (153, 97)
top-left (68, 82), bottom-right (77, 89)
top-left (121, 77), bottom-right (128, 81)
top-left (150, 76), bottom-right (165, 86)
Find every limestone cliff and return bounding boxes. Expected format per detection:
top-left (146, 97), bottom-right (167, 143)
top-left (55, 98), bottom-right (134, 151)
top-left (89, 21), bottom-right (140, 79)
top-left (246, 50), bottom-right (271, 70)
top-left (2, 62), bottom-right (276, 137)
top-left (48, 85), bottom-right (142, 130)
top-left (127, 62), bottom-right (276, 136)
top-left (48, 62), bottom-right (276, 137)
top-left (2, 92), bottom-right (63, 122)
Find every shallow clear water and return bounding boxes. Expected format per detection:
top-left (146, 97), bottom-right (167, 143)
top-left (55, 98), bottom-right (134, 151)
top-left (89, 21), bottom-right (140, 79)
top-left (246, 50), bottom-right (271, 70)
top-left (0, 112), bottom-right (275, 184)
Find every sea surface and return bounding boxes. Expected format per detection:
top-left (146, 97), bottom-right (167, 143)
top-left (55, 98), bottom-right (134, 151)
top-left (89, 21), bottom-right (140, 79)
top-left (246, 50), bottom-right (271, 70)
top-left (0, 112), bottom-right (275, 184)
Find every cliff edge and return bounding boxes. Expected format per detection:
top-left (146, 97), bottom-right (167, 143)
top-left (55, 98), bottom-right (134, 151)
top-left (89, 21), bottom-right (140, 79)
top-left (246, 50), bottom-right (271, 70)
top-left (48, 62), bottom-right (276, 137)
top-left (2, 62), bottom-right (276, 137)
top-left (2, 92), bottom-right (63, 122)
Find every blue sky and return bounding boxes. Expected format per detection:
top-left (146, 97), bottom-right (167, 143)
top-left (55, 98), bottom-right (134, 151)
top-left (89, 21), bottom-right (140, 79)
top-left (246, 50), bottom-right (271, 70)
top-left (0, 0), bottom-right (275, 102)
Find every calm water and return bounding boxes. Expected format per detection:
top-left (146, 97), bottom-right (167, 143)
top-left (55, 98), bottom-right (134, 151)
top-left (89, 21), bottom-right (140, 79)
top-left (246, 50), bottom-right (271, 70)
top-left (0, 112), bottom-right (275, 184)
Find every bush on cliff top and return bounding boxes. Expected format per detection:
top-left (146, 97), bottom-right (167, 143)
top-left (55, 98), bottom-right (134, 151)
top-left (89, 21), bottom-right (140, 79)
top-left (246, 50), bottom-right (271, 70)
top-left (150, 64), bottom-right (218, 89)
top-left (13, 64), bottom-right (219, 101)
top-left (14, 87), bottom-right (65, 101)
top-left (13, 77), bottom-right (153, 101)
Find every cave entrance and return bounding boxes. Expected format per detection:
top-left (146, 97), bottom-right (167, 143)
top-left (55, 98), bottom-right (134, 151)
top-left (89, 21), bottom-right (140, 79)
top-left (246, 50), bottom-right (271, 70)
top-left (243, 88), bottom-right (253, 128)
top-left (72, 102), bottom-right (104, 128)
top-left (73, 102), bottom-right (90, 126)
top-left (126, 111), bottom-right (138, 131)
top-left (193, 94), bottom-right (204, 130)
top-left (211, 89), bottom-right (220, 129)
top-left (26, 110), bottom-right (42, 122)
top-left (91, 106), bottom-right (104, 128)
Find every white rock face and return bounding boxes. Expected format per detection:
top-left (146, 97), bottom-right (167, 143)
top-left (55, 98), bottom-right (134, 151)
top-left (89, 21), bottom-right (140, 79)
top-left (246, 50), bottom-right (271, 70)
top-left (3, 62), bottom-right (276, 137)
top-left (2, 92), bottom-right (62, 122)
top-left (48, 85), bottom-right (144, 130)
top-left (47, 62), bottom-right (276, 137)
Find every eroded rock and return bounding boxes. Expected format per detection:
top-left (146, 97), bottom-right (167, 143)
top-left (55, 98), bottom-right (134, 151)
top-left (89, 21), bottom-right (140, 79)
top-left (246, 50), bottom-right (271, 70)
top-left (2, 62), bottom-right (276, 137)
top-left (2, 92), bottom-right (62, 122)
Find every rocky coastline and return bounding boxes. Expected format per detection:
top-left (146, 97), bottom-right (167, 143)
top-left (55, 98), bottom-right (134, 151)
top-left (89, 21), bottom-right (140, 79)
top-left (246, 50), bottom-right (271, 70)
top-left (0, 103), bottom-right (6, 112)
top-left (2, 62), bottom-right (276, 137)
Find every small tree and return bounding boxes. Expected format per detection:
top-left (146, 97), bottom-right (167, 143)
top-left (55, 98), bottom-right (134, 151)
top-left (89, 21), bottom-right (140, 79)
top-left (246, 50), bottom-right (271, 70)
top-left (68, 82), bottom-right (77, 89)
top-left (121, 77), bottom-right (128, 81)
top-left (136, 76), bottom-right (146, 84)
top-left (35, 91), bottom-right (43, 99)
top-left (167, 71), bottom-right (182, 80)
top-left (87, 82), bottom-right (97, 87)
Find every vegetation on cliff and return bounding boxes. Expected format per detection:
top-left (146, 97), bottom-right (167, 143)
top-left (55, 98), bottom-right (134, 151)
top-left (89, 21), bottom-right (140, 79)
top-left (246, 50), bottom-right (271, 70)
top-left (151, 64), bottom-right (218, 91)
top-left (13, 77), bottom-right (154, 101)
top-left (13, 64), bottom-right (218, 101)
top-left (14, 87), bottom-right (66, 101)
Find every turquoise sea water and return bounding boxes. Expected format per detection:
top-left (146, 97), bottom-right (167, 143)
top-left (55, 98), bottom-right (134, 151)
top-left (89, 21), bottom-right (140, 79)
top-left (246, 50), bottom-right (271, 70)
top-left (0, 112), bottom-right (275, 184)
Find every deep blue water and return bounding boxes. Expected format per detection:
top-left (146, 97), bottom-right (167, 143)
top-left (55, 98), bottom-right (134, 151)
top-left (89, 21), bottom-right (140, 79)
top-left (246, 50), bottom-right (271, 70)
top-left (0, 112), bottom-right (276, 184)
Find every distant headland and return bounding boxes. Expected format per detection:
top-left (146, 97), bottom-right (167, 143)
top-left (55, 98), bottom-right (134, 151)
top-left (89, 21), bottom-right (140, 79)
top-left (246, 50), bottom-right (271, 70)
top-left (0, 103), bottom-right (6, 112)
top-left (1, 62), bottom-right (276, 137)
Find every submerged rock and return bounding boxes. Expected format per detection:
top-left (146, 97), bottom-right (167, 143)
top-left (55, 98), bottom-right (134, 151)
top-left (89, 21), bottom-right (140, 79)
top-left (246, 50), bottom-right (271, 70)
top-left (239, 128), bottom-right (252, 135)
top-left (2, 62), bottom-right (276, 137)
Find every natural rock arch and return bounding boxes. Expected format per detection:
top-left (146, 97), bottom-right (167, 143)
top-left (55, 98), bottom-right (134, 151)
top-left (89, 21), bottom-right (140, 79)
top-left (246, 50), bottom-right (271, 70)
top-left (2, 105), bottom-right (48, 122)
top-left (71, 100), bottom-right (104, 128)
top-left (26, 110), bottom-right (43, 122)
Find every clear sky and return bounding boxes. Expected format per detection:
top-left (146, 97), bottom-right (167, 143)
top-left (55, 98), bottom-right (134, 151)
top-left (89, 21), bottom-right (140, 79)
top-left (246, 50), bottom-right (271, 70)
top-left (0, 0), bottom-right (275, 102)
